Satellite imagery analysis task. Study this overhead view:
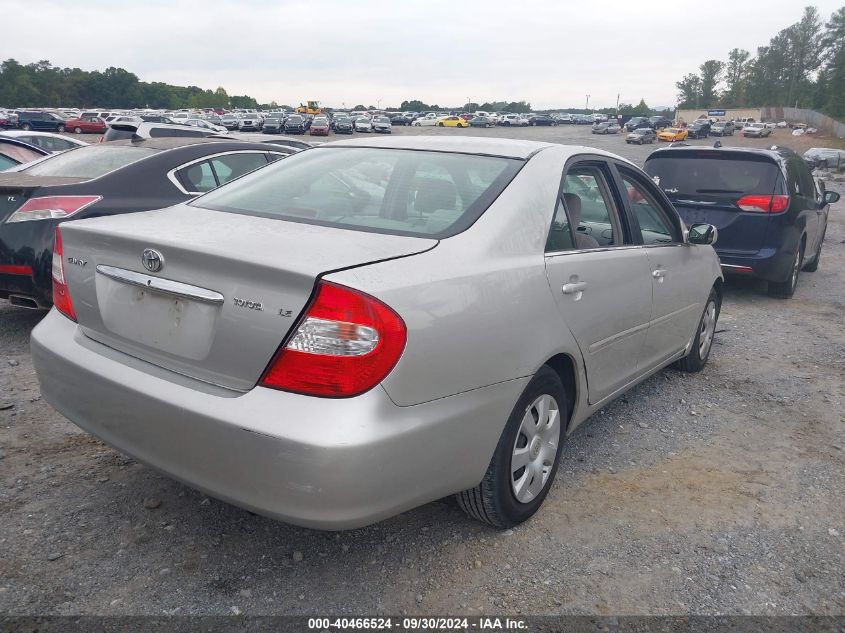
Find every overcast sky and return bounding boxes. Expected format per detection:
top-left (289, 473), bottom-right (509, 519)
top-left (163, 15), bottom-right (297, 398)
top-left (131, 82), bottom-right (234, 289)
top-left (5, 0), bottom-right (843, 109)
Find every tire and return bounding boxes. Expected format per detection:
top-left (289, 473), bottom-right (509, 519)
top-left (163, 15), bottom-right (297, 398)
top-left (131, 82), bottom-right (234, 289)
top-left (626, 140), bottom-right (631, 144)
top-left (768, 242), bottom-right (804, 298)
top-left (456, 366), bottom-right (567, 528)
top-left (57, 124), bottom-right (65, 133)
top-left (74, 127), bottom-right (82, 134)
top-left (675, 287), bottom-right (720, 372)
top-left (21, 123), bottom-right (31, 131)
top-left (803, 227), bottom-right (825, 272)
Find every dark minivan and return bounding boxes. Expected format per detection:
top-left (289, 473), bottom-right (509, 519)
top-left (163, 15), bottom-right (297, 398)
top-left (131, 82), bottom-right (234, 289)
top-left (645, 146), bottom-right (840, 298)
top-left (16, 111), bottom-right (67, 133)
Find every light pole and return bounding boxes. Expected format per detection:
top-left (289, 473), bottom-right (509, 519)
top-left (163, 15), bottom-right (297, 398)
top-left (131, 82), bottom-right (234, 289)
top-left (377, 98), bottom-right (382, 110)
top-left (585, 94), bottom-right (590, 112)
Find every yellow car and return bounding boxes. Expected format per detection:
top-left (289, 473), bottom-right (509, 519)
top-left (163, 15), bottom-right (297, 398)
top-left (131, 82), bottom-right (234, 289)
top-left (657, 127), bottom-right (688, 142)
top-left (436, 116), bottom-right (469, 128)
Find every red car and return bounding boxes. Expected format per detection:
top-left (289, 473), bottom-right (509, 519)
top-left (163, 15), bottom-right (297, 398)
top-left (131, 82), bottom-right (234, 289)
top-left (309, 119), bottom-right (330, 136)
top-left (65, 116), bottom-right (107, 134)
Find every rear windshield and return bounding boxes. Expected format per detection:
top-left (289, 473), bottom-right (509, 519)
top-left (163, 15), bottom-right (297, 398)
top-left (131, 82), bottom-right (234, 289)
top-left (23, 145), bottom-right (157, 179)
top-left (644, 153), bottom-right (783, 199)
top-left (192, 147), bottom-right (522, 238)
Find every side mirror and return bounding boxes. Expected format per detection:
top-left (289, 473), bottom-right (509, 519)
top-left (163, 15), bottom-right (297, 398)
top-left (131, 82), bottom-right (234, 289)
top-left (688, 223), bottom-right (718, 245)
top-left (823, 191), bottom-right (840, 205)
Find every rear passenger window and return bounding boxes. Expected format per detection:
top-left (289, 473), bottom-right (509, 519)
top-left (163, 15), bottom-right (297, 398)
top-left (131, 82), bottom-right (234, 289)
top-left (561, 166), bottom-right (620, 248)
top-left (620, 172), bottom-right (679, 244)
top-left (179, 161), bottom-right (217, 193)
top-left (210, 153), bottom-right (268, 185)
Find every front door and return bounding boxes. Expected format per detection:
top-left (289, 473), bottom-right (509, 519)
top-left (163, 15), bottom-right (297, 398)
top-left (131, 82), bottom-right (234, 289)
top-left (617, 166), bottom-right (709, 371)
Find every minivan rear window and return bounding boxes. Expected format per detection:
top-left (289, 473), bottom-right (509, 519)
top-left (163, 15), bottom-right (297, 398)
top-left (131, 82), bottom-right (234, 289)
top-left (192, 147), bottom-right (522, 238)
top-left (23, 145), bottom-right (157, 179)
top-left (644, 153), bottom-right (783, 199)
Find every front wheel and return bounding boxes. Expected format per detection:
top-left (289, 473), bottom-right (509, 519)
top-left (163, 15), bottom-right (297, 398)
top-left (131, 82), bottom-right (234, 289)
top-left (74, 127), bottom-right (82, 134)
top-left (21, 123), bottom-right (31, 131)
top-left (57, 124), bottom-right (65, 133)
top-left (437, 122), bottom-right (444, 127)
top-left (675, 288), bottom-right (720, 372)
top-left (456, 366), bottom-right (566, 528)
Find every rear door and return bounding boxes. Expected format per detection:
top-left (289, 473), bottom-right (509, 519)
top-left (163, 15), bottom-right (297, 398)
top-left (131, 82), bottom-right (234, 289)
top-left (615, 165), bottom-right (706, 370)
top-left (544, 159), bottom-right (654, 404)
top-left (644, 150), bottom-right (783, 255)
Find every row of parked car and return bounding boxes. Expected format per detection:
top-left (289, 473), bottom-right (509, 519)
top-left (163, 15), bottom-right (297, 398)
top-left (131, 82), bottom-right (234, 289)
top-left (1, 116), bottom-right (838, 534)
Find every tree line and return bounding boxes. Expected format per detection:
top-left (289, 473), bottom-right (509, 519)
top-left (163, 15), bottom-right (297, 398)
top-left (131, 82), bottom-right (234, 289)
top-left (675, 5), bottom-right (845, 119)
top-left (0, 59), bottom-right (263, 110)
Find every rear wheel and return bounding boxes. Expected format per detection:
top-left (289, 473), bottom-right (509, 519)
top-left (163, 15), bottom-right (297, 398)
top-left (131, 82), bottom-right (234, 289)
top-left (803, 227), bottom-right (825, 272)
top-left (768, 243), bottom-right (804, 298)
top-left (74, 127), bottom-right (82, 134)
top-left (57, 124), bottom-right (65, 133)
top-left (456, 366), bottom-right (566, 528)
top-left (676, 288), bottom-right (719, 372)
top-left (21, 123), bottom-right (31, 131)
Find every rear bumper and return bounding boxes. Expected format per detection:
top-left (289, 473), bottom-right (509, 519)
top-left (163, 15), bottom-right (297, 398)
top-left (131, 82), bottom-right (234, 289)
top-left (717, 247), bottom-right (792, 282)
top-left (31, 310), bottom-right (527, 530)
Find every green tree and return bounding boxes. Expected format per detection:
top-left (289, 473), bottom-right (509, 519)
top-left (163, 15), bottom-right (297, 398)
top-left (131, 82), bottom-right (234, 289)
top-left (723, 48), bottom-right (750, 107)
top-left (400, 99), bottom-right (429, 111)
top-left (676, 73), bottom-right (702, 108)
top-left (699, 60), bottom-right (724, 108)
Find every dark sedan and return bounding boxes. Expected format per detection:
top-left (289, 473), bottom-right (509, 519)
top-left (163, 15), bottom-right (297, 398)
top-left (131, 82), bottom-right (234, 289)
top-left (686, 120), bottom-right (711, 139)
top-left (0, 139), bottom-right (292, 309)
top-left (333, 117), bottom-right (354, 134)
top-left (284, 115), bottom-right (307, 134)
top-left (528, 115), bottom-right (557, 126)
top-left (389, 114), bottom-right (408, 126)
top-left (469, 116), bottom-right (494, 128)
top-left (645, 146), bottom-right (840, 298)
top-left (625, 128), bottom-right (656, 144)
top-left (262, 117), bottom-right (284, 134)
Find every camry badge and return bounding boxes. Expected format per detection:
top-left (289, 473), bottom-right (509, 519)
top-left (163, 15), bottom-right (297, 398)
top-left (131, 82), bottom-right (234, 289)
top-left (142, 248), bottom-right (164, 273)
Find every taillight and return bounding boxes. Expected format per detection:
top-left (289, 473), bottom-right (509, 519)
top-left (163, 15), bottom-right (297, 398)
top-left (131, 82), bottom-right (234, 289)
top-left (736, 194), bottom-right (789, 213)
top-left (51, 228), bottom-right (76, 321)
top-left (6, 195), bottom-right (101, 223)
top-left (261, 282), bottom-right (406, 398)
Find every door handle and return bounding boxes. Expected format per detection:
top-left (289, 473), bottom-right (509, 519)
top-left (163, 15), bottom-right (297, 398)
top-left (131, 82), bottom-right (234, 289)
top-left (652, 269), bottom-right (667, 279)
top-left (562, 281), bottom-right (588, 295)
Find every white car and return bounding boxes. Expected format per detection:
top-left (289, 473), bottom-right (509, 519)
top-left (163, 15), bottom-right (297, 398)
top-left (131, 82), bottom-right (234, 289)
top-left (0, 130), bottom-right (88, 153)
top-left (763, 122), bottom-right (777, 129)
top-left (499, 114), bottom-right (529, 127)
top-left (412, 114), bottom-right (441, 127)
top-left (776, 121), bottom-right (789, 128)
top-left (185, 118), bottom-right (228, 134)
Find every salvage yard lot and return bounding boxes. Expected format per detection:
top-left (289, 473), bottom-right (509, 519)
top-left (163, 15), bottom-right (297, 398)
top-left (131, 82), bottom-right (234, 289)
top-left (1, 124), bottom-right (843, 616)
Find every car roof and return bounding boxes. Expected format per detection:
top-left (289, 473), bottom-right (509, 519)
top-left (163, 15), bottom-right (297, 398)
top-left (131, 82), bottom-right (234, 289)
top-left (322, 136), bottom-right (557, 159)
top-left (104, 137), bottom-right (270, 151)
top-left (646, 145), bottom-right (800, 164)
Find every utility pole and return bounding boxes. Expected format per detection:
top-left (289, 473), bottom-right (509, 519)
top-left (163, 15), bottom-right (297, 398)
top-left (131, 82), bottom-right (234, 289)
top-left (616, 93), bottom-right (620, 119)
top-left (585, 94), bottom-right (590, 112)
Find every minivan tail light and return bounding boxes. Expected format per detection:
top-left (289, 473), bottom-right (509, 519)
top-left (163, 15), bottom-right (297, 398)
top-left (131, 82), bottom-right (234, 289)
top-left (6, 195), bottom-right (101, 223)
top-left (51, 228), bottom-right (76, 321)
top-left (260, 282), bottom-right (406, 398)
top-left (736, 194), bottom-right (789, 213)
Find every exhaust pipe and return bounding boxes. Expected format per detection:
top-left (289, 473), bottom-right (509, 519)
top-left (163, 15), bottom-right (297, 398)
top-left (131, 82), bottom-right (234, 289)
top-left (8, 294), bottom-right (43, 310)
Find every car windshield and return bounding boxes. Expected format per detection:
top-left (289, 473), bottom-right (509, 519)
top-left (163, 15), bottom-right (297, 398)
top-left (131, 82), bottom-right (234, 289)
top-left (23, 145), bottom-right (157, 179)
top-left (192, 147), bottom-right (522, 238)
top-left (288, 116), bottom-right (302, 122)
top-left (644, 153), bottom-right (782, 200)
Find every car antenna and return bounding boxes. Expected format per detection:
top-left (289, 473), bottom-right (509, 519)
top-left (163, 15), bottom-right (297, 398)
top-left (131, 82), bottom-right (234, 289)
top-left (713, 140), bottom-right (722, 148)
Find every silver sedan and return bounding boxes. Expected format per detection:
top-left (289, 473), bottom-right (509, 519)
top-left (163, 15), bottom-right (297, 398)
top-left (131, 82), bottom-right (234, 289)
top-left (32, 137), bottom-right (723, 530)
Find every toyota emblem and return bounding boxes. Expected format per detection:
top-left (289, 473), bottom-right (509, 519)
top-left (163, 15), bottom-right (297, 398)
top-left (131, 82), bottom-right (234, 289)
top-left (141, 248), bottom-right (164, 273)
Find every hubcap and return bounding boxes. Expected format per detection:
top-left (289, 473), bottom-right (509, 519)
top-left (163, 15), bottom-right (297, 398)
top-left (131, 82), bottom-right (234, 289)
top-left (698, 300), bottom-right (717, 359)
top-left (511, 394), bottom-right (561, 504)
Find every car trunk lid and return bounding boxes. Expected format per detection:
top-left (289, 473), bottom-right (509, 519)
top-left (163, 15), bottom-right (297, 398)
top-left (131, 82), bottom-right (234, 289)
top-left (59, 205), bottom-right (436, 391)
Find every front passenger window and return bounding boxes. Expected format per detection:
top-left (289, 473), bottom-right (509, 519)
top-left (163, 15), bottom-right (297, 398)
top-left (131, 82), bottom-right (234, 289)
top-left (621, 174), bottom-right (678, 245)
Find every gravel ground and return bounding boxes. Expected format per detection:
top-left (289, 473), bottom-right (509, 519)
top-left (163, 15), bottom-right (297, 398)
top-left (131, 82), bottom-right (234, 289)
top-left (0, 125), bottom-right (843, 617)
